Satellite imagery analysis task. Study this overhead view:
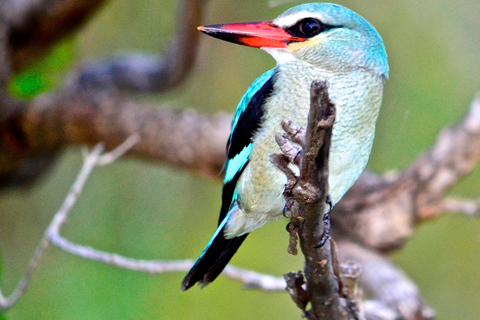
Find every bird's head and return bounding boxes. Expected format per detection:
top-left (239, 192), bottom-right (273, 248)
top-left (198, 3), bottom-right (388, 78)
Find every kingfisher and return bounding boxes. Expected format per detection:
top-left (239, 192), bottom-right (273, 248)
top-left (182, 3), bottom-right (388, 290)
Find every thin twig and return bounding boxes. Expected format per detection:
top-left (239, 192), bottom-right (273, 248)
top-left (440, 197), bottom-right (480, 217)
top-left (0, 143), bottom-right (105, 311)
top-left (47, 143), bottom-right (105, 236)
top-left (221, 265), bottom-right (286, 291)
top-left (97, 134), bottom-right (141, 166)
top-left (0, 136), bottom-right (139, 311)
top-left (0, 133), bottom-right (287, 311)
top-left (49, 233), bottom-right (287, 291)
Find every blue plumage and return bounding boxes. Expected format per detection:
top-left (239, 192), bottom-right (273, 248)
top-left (182, 2), bottom-right (388, 290)
top-left (182, 70), bottom-right (276, 290)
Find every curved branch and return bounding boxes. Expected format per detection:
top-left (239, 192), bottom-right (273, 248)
top-left (332, 90), bottom-right (480, 251)
top-left (6, 0), bottom-right (107, 71)
top-left (337, 240), bottom-right (435, 320)
top-left (0, 91), bottom-right (230, 188)
top-left (29, 91), bottom-right (230, 176)
top-left (67, 0), bottom-right (208, 93)
top-left (0, 140), bottom-right (286, 311)
top-left (1, 0), bottom-right (212, 187)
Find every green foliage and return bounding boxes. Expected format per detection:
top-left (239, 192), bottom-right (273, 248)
top-left (8, 39), bottom-right (75, 99)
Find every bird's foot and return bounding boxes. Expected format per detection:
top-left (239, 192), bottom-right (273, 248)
top-left (314, 212), bottom-right (331, 248)
top-left (282, 199), bottom-right (295, 217)
top-left (314, 194), bottom-right (333, 248)
top-left (325, 194), bottom-right (334, 213)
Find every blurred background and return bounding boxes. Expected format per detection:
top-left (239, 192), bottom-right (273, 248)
top-left (1, 0), bottom-right (480, 319)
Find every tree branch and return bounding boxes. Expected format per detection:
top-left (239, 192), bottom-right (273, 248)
top-left (0, 143), bottom-right (100, 311)
top-left (66, 0), bottom-right (208, 93)
top-left (0, 0), bottom-right (212, 188)
top-left (272, 81), bottom-right (353, 319)
top-left (337, 240), bottom-right (435, 320)
top-left (0, 136), bottom-right (141, 311)
top-left (0, 91), bottom-right (230, 188)
top-left (0, 135), bottom-right (288, 311)
top-left (1, 1), bottom-right (480, 318)
top-left (440, 197), bottom-right (480, 217)
top-left (6, 0), bottom-right (107, 71)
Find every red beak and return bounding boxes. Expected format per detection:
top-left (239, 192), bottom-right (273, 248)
top-left (197, 20), bottom-right (306, 48)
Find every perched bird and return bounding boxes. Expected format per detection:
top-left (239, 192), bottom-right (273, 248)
top-left (182, 2), bottom-right (388, 290)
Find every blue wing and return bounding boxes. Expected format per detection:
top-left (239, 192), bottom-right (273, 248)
top-left (181, 68), bottom-right (276, 290)
top-left (219, 68), bottom-right (276, 222)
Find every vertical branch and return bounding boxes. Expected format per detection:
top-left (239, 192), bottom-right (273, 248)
top-left (273, 81), bottom-right (354, 319)
top-left (296, 82), bottom-right (344, 319)
top-left (0, 144), bottom-right (105, 312)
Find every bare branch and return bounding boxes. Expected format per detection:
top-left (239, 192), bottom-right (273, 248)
top-left (49, 223), bottom-right (287, 291)
top-left (273, 81), bottom-right (350, 319)
top-left (0, 91), bottom-right (230, 189)
top-left (440, 197), bottom-right (480, 217)
top-left (0, 143), bottom-right (104, 311)
top-left (337, 240), bottom-right (436, 320)
top-left (0, 132), bottom-right (287, 311)
top-left (67, 0), bottom-right (208, 93)
top-left (6, 0), bottom-right (107, 71)
top-left (0, 237), bottom-right (49, 311)
top-left (50, 230), bottom-right (288, 291)
top-left (295, 82), bottom-right (344, 320)
top-left (0, 0), bottom-right (210, 188)
top-left (0, 137), bottom-right (137, 311)
top-left (404, 91), bottom-right (480, 220)
top-left (221, 266), bottom-right (286, 291)
top-left (97, 133), bottom-right (140, 165)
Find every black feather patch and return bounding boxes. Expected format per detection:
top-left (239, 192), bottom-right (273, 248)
top-left (181, 232), bottom-right (248, 290)
top-left (220, 73), bottom-right (275, 224)
top-left (227, 75), bottom-right (275, 159)
top-left (181, 70), bottom-right (276, 290)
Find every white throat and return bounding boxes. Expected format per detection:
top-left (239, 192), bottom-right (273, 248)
top-left (261, 47), bottom-right (296, 65)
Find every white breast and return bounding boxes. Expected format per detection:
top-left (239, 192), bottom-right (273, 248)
top-left (224, 61), bottom-right (384, 238)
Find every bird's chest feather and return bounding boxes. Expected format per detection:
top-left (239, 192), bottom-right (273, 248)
top-left (236, 63), bottom-right (383, 220)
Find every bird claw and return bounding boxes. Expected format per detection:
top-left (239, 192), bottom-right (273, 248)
top-left (325, 194), bottom-right (334, 213)
top-left (283, 199), bottom-right (294, 217)
top-left (281, 120), bottom-right (306, 146)
top-left (314, 212), bottom-right (331, 248)
top-left (314, 194), bottom-right (333, 248)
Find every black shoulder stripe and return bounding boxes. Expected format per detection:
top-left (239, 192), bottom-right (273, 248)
top-left (226, 75), bottom-right (275, 159)
top-left (218, 72), bottom-right (275, 225)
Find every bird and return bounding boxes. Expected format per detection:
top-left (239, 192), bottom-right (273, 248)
top-left (182, 2), bottom-right (389, 291)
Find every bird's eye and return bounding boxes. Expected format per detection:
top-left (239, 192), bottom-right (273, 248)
top-left (287, 18), bottom-right (331, 38)
top-left (299, 19), bottom-right (322, 36)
